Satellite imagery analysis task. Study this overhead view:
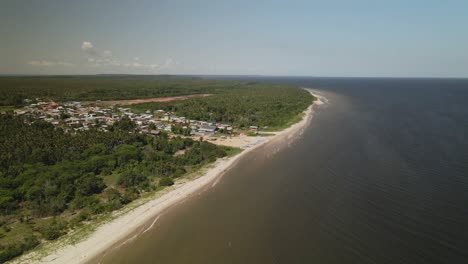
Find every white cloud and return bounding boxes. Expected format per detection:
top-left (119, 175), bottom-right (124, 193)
top-left (28, 60), bottom-right (74, 67)
top-left (26, 41), bottom-right (180, 73)
top-left (81, 41), bottom-right (94, 50)
top-left (126, 58), bottom-right (175, 70)
top-left (80, 41), bottom-right (179, 72)
top-left (158, 58), bottom-right (179, 70)
top-left (122, 62), bottom-right (166, 70)
top-left (81, 41), bottom-right (117, 66)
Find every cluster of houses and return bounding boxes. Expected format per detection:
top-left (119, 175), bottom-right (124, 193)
top-left (15, 99), bottom-right (117, 133)
top-left (14, 99), bottom-right (236, 137)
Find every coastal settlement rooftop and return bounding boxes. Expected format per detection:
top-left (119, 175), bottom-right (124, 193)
top-left (11, 99), bottom-right (236, 137)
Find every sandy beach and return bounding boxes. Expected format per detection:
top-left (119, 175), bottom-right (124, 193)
top-left (11, 89), bottom-right (325, 264)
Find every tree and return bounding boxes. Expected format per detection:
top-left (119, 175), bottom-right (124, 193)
top-left (75, 173), bottom-right (105, 197)
top-left (114, 144), bottom-right (141, 165)
top-left (118, 162), bottom-right (147, 188)
top-left (39, 218), bottom-right (67, 240)
top-left (111, 116), bottom-right (136, 131)
top-left (104, 188), bottom-right (123, 211)
top-left (60, 113), bottom-right (70, 120)
top-left (159, 177), bottom-right (174, 187)
top-left (122, 187), bottom-right (140, 204)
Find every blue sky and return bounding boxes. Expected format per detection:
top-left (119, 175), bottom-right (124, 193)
top-left (1, 0), bottom-right (467, 77)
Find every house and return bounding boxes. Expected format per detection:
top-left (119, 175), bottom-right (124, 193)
top-left (47, 102), bottom-right (59, 108)
top-left (217, 125), bottom-right (233, 133)
top-left (198, 125), bottom-right (217, 133)
top-left (150, 130), bottom-right (160, 135)
top-left (162, 114), bottom-right (170, 121)
top-left (249, 126), bottom-right (258, 131)
top-left (14, 110), bottom-right (27, 115)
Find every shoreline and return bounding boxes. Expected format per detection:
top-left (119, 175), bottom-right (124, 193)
top-left (11, 89), bottom-right (325, 264)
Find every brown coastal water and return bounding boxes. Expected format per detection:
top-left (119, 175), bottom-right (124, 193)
top-left (99, 78), bottom-right (468, 264)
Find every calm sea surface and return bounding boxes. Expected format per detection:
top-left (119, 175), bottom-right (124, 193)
top-left (100, 78), bottom-right (468, 264)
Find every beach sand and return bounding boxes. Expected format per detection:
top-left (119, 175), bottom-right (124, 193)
top-left (11, 90), bottom-right (325, 264)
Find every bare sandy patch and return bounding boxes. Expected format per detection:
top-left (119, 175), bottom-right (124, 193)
top-left (99, 94), bottom-right (213, 105)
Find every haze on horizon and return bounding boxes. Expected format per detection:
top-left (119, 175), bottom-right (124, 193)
top-left (1, 0), bottom-right (467, 78)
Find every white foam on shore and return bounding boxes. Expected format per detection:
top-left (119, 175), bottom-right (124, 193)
top-left (141, 215), bottom-right (160, 234)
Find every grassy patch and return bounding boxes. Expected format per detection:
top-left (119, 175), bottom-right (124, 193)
top-left (221, 146), bottom-right (243, 157)
top-left (102, 173), bottom-right (120, 187)
top-left (0, 106), bottom-right (16, 113)
top-left (0, 222), bottom-right (35, 246)
top-left (246, 132), bottom-right (275, 137)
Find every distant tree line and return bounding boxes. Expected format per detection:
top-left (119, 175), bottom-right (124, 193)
top-left (128, 83), bottom-right (315, 129)
top-left (0, 76), bottom-right (240, 107)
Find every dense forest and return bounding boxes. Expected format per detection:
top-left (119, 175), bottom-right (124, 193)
top-left (0, 114), bottom-right (236, 262)
top-left (0, 75), bottom-right (239, 107)
top-left (127, 83), bottom-right (314, 130)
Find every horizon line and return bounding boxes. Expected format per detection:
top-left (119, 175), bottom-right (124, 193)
top-left (0, 73), bottom-right (467, 80)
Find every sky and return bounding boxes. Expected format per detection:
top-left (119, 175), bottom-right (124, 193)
top-left (1, 0), bottom-right (467, 77)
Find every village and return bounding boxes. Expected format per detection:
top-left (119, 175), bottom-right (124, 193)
top-left (13, 98), bottom-right (262, 146)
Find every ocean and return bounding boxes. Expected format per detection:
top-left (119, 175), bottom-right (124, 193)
top-left (100, 77), bottom-right (468, 264)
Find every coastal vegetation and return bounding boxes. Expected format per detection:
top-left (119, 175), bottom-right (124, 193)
top-left (0, 75), bottom-right (236, 107)
top-left (126, 83), bottom-right (314, 130)
top-left (0, 75), bottom-right (314, 262)
top-left (0, 114), bottom-right (235, 262)
top-left (0, 77), bottom-right (314, 131)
